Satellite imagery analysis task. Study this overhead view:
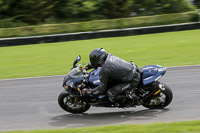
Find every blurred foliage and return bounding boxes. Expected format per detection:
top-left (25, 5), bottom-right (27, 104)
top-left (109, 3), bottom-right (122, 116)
top-left (0, 0), bottom-right (196, 27)
top-left (0, 0), bottom-right (18, 18)
top-left (194, 0), bottom-right (200, 8)
top-left (0, 11), bottom-right (198, 38)
top-left (56, 0), bottom-right (100, 21)
top-left (133, 0), bottom-right (195, 16)
top-left (11, 0), bottom-right (58, 24)
top-left (96, 0), bottom-right (134, 18)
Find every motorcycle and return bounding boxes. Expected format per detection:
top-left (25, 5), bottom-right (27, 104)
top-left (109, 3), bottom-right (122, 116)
top-left (58, 55), bottom-right (173, 114)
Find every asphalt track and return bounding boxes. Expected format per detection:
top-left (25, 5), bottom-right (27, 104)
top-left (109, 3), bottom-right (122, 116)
top-left (0, 66), bottom-right (200, 131)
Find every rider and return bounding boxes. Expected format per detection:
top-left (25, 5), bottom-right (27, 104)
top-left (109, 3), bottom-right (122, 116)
top-left (82, 48), bottom-right (141, 104)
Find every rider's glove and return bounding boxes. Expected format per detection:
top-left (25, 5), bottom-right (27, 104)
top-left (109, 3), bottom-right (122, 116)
top-left (85, 63), bottom-right (93, 71)
top-left (82, 88), bottom-right (92, 96)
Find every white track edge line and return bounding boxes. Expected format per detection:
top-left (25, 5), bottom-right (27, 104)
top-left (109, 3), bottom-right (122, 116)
top-left (0, 64), bottom-right (200, 81)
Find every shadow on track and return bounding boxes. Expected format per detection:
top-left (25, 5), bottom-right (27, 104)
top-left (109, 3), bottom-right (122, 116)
top-left (49, 108), bottom-right (169, 128)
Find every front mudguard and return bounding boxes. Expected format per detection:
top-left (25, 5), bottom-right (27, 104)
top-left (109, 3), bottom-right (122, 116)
top-left (60, 90), bottom-right (81, 98)
top-left (60, 90), bottom-right (69, 95)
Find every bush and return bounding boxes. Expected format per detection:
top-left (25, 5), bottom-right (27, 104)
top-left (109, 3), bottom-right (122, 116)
top-left (0, 11), bottom-right (199, 38)
top-left (0, 19), bottom-right (28, 28)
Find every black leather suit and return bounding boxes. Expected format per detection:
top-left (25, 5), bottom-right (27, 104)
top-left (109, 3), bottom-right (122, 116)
top-left (91, 53), bottom-right (141, 101)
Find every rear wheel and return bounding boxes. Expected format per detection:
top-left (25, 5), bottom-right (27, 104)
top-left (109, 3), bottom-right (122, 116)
top-left (58, 91), bottom-right (91, 114)
top-left (142, 82), bottom-right (173, 109)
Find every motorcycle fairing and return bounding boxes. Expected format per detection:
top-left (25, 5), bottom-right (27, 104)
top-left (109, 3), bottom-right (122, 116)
top-left (140, 65), bottom-right (166, 85)
top-left (66, 65), bottom-right (166, 88)
top-left (88, 67), bottom-right (101, 86)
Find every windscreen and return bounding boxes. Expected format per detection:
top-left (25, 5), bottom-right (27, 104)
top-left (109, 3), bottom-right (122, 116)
top-left (64, 67), bottom-right (83, 81)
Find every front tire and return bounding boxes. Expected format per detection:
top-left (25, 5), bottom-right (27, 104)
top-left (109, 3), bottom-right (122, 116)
top-left (58, 91), bottom-right (91, 114)
top-left (142, 82), bottom-right (173, 109)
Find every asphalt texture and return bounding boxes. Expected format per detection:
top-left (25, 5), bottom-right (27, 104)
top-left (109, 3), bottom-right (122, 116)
top-left (0, 66), bottom-right (200, 131)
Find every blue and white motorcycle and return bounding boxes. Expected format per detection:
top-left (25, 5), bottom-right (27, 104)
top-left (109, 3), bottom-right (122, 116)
top-left (58, 55), bottom-right (173, 114)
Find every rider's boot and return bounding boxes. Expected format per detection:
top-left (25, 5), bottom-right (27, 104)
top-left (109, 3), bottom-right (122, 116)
top-left (125, 90), bottom-right (140, 107)
top-left (107, 91), bottom-right (120, 106)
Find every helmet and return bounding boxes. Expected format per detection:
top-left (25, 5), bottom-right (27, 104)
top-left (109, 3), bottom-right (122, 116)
top-left (89, 48), bottom-right (107, 69)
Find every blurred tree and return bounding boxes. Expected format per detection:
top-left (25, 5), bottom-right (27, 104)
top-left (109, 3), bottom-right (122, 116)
top-left (132, 0), bottom-right (158, 15)
top-left (194, 0), bottom-right (200, 8)
top-left (12, 0), bottom-right (58, 24)
top-left (96, 0), bottom-right (134, 18)
top-left (160, 0), bottom-right (195, 13)
top-left (132, 0), bottom-right (195, 16)
top-left (56, 0), bottom-right (99, 21)
top-left (0, 0), bottom-right (19, 18)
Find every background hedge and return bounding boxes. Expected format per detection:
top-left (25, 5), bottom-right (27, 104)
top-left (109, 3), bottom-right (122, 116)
top-left (0, 0), bottom-right (196, 26)
top-left (0, 11), bottom-right (199, 38)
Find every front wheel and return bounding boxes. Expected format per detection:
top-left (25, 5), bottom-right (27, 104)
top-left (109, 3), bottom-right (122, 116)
top-left (142, 82), bottom-right (173, 109)
top-left (58, 91), bottom-right (91, 114)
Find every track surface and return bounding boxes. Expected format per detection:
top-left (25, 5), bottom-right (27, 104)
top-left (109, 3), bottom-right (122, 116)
top-left (0, 66), bottom-right (200, 131)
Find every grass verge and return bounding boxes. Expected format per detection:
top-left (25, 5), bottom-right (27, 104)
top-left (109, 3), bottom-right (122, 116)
top-left (1, 120), bottom-right (200, 133)
top-left (0, 29), bottom-right (200, 79)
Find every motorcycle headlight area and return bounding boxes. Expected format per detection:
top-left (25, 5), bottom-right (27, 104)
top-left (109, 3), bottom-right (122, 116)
top-left (65, 81), bottom-right (75, 90)
top-left (64, 78), bottom-right (83, 93)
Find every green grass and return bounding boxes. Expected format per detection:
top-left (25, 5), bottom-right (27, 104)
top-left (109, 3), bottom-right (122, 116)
top-left (0, 29), bottom-right (200, 79)
top-left (1, 120), bottom-right (200, 133)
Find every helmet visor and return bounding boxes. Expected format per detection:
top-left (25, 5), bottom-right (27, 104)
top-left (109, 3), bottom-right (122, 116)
top-left (90, 55), bottom-right (98, 69)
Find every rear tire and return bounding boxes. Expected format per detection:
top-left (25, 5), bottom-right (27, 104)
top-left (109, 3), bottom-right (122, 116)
top-left (58, 91), bottom-right (91, 114)
top-left (142, 82), bottom-right (173, 109)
